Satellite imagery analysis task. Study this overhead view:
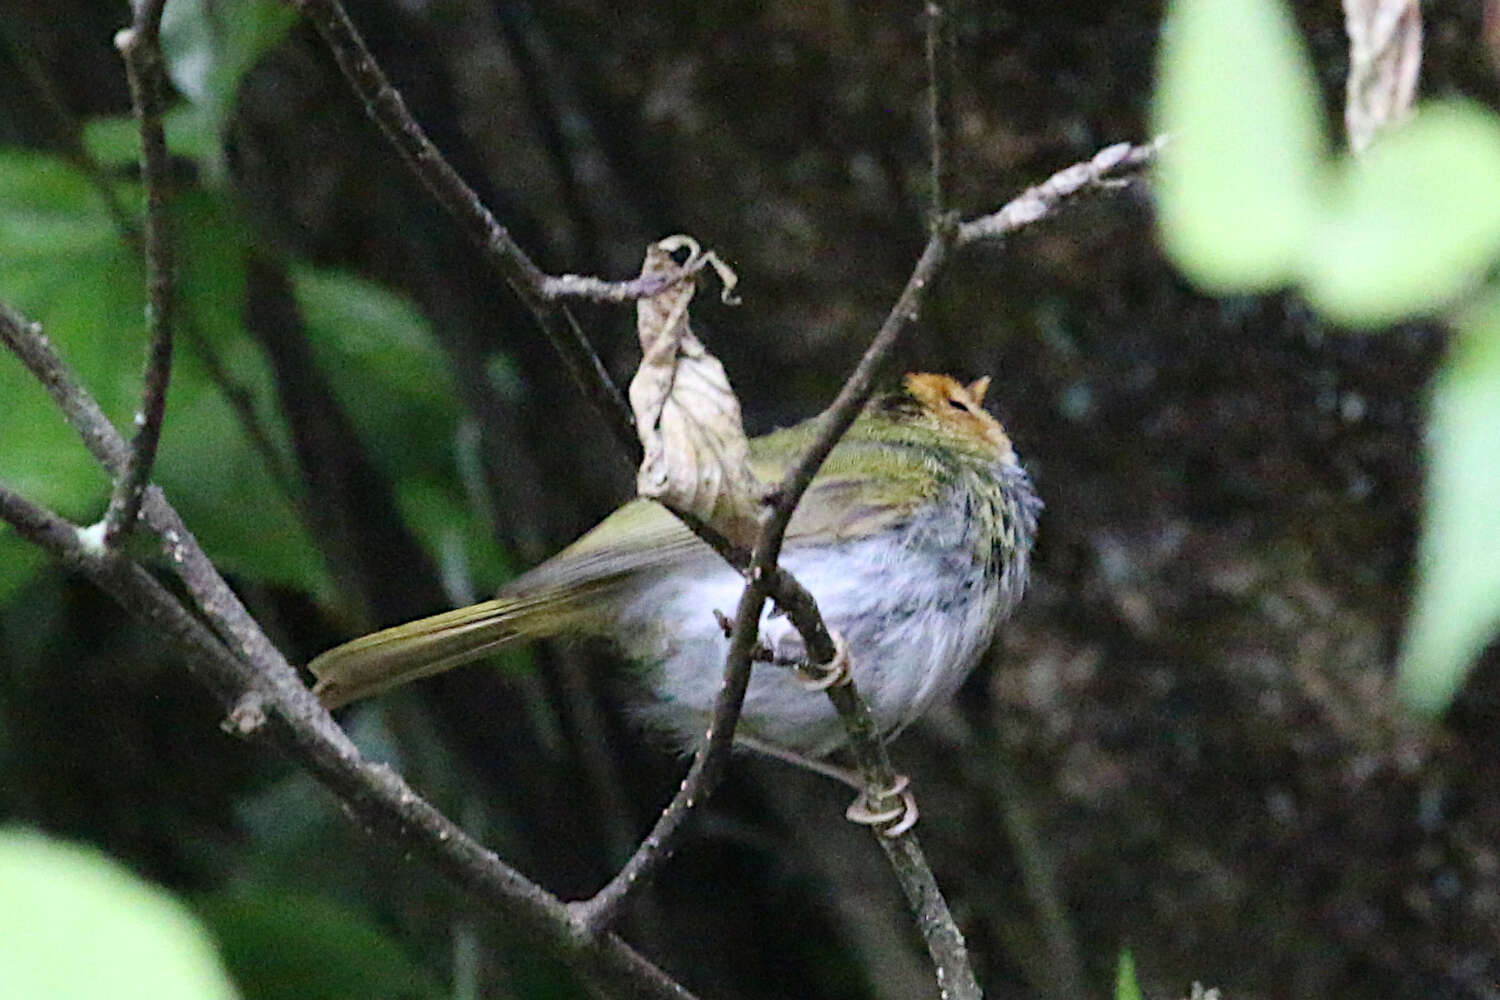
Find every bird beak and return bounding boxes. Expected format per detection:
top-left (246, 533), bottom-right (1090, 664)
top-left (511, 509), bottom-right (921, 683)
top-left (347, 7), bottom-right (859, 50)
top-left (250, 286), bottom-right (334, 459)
top-left (966, 376), bottom-right (991, 404)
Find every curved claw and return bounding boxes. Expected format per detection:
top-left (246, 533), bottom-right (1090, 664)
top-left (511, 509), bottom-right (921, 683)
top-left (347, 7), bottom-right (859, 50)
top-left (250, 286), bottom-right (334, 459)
top-left (795, 629), bottom-right (852, 691)
top-left (844, 774), bottom-right (918, 836)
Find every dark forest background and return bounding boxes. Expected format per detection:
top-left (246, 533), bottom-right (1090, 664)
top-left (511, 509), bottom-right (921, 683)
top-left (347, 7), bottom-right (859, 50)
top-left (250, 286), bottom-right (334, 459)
top-left (2, 1), bottom-right (1499, 998)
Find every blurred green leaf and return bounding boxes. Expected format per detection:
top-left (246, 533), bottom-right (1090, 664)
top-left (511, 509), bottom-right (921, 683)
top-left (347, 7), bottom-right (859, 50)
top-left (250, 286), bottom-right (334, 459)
top-left (295, 267), bottom-right (506, 592)
top-left (293, 268), bottom-right (450, 403)
top-left (1400, 288), bottom-right (1500, 712)
top-left (196, 889), bottom-right (440, 1000)
top-left (158, 0), bottom-right (295, 184)
top-left (293, 268), bottom-right (461, 481)
top-left (1114, 947), bottom-right (1143, 1000)
top-left (82, 107), bottom-right (218, 166)
top-left (0, 152), bottom-right (325, 597)
top-left (1153, 0), bottom-right (1325, 290)
top-left (158, 194), bottom-right (328, 595)
top-left (1303, 103), bottom-right (1500, 326)
top-left (0, 151), bottom-right (139, 571)
top-left (0, 540), bottom-right (47, 605)
top-left (0, 151), bottom-right (136, 260)
top-left (397, 476), bottom-right (516, 603)
top-left (161, 0), bottom-right (296, 130)
top-left (0, 828), bottom-right (236, 1000)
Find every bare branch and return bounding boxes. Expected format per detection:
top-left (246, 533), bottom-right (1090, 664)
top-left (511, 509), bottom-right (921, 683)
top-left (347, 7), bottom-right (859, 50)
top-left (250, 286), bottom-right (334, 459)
top-left (958, 139), bottom-right (1161, 245)
top-left (0, 302), bottom-right (698, 1000)
top-left (570, 566), bottom-right (768, 934)
top-left (924, 0), bottom-right (957, 223)
top-left (878, 834), bottom-right (980, 999)
top-left (288, 0), bottom-right (640, 457)
top-left (767, 223), bottom-right (956, 569)
top-left (539, 271), bottom-right (686, 303)
top-left (104, 0), bottom-right (175, 546)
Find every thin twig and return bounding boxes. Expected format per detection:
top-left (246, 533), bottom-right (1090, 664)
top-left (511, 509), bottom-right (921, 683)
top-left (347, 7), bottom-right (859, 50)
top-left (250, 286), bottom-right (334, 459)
top-left (771, 222), bottom-right (980, 1000)
top-left (104, 0), bottom-right (174, 546)
top-left (539, 271), bottom-right (687, 303)
top-left (5, 21), bottom-right (298, 529)
top-left (287, 0), bottom-right (765, 584)
top-left (181, 324), bottom-right (301, 506)
top-left (2, 23), bottom-right (141, 243)
top-left (0, 303), bottom-right (697, 1000)
top-left (289, 0), bottom-right (643, 457)
top-left (957, 138), bottom-right (1161, 245)
top-left (924, 0), bottom-right (956, 224)
top-left (879, 834), bottom-right (979, 999)
top-left (569, 562), bottom-right (769, 933)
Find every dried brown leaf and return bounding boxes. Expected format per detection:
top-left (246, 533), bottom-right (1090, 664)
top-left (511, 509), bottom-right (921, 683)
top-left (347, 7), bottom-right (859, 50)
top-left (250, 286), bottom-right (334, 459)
top-left (628, 236), bottom-right (760, 547)
top-left (1343, 0), bottom-right (1423, 155)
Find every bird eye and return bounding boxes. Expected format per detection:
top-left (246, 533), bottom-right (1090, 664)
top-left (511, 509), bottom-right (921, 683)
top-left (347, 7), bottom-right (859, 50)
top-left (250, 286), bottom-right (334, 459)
top-left (948, 398), bottom-right (970, 412)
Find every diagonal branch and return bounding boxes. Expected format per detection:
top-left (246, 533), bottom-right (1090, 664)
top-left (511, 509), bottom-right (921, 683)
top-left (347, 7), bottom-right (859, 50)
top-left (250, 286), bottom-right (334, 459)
top-left (104, 0), bottom-right (174, 546)
top-left (958, 139), bottom-right (1160, 245)
top-left (570, 556), bottom-right (769, 933)
top-left (0, 301), bottom-right (698, 1000)
top-left (289, 0), bottom-right (642, 459)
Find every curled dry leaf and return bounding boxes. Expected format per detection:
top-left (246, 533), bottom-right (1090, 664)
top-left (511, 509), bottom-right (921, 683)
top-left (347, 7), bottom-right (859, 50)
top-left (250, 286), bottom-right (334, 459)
top-left (628, 235), bottom-right (761, 548)
top-left (1343, 0), bottom-right (1423, 155)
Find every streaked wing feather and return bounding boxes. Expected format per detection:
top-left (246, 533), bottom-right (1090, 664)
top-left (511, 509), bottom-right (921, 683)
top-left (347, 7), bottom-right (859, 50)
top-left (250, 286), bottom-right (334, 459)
top-left (507, 437), bottom-right (929, 598)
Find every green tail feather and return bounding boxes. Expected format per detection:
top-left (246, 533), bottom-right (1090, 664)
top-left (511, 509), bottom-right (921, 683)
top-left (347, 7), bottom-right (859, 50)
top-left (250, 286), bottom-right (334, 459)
top-left (309, 590), bottom-right (586, 709)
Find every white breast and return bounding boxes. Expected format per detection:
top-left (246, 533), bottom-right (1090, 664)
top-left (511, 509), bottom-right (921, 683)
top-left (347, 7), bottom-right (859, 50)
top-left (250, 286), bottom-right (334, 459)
top-left (615, 501), bottom-right (1019, 756)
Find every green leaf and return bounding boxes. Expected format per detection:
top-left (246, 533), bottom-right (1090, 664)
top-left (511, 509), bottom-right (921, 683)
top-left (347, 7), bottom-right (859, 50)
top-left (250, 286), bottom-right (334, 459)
top-left (0, 829), bottom-right (236, 1000)
top-left (1302, 102), bottom-right (1500, 326)
top-left (195, 890), bottom-right (440, 1000)
top-left (156, 194), bottom-right (329, 595)
top-left (1115, 947), bottom-right (1144, 1000)
top-left (0, 151), bottom-right (135, 260)
top-left (161, 0), bottom-right (296, 130)
top-left (82, 107), bottom-right (218, 166)
top-left (0, 540), bottom-right (46, 605)
top-left (292, 267), bottom-right (459, 481)
top-left (0, 152), bottom-right (140, 529)
top-left (1153, 0), bottom-right (1326, 290)
top-left (1399, 288), bottom-right (1500, 712)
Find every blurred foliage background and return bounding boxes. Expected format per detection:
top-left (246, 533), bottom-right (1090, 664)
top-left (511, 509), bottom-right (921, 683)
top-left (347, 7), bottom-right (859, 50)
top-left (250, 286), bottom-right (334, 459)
top-left (2, 0), bottom-right (1498, 998)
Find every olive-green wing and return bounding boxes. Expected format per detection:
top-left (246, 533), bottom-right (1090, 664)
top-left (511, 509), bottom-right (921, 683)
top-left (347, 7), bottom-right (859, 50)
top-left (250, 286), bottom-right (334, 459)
top-left (505, 433), bottom-right (939, 597)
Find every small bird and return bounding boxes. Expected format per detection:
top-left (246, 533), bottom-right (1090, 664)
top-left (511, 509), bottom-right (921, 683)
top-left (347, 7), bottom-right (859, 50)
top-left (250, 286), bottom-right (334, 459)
top-left (309, 373), bottom-right (1040, 764)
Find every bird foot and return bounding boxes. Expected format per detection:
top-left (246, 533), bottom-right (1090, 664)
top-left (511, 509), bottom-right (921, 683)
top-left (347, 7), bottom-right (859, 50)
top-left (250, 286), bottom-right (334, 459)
top-left (845, 774), bottom-right (919, 837)
top-left (794, 629), bottom-right (852, 691)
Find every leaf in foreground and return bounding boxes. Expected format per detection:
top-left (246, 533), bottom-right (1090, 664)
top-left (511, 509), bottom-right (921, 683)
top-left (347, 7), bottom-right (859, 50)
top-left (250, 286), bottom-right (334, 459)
top-left (1400, 288), bottom-right (1500, 711)
top-left (0, 829), bottom-right (236, 1000)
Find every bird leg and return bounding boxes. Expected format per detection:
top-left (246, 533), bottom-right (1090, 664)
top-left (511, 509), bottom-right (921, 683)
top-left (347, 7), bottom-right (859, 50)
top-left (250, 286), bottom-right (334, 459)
top-left (844, 774), bottom-right (919, 837)
top-left (735, 730), bottom-right (919, 838)
top-left (734, 733), bottom-right (864, 789)
top-left (725, 628), bottom-right (916, 836)
top-left (792, 628), bottom-right (851, 691)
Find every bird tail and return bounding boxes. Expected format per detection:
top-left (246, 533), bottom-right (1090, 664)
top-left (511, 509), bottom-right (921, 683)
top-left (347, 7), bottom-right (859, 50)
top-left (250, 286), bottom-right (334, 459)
top-left (308, 590), bottom-right (585, 710)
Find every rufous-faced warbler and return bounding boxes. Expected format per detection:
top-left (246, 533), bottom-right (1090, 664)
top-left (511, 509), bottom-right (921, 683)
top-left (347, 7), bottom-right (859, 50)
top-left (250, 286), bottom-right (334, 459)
top-left (309, 372), bottom-right (1040, 759)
